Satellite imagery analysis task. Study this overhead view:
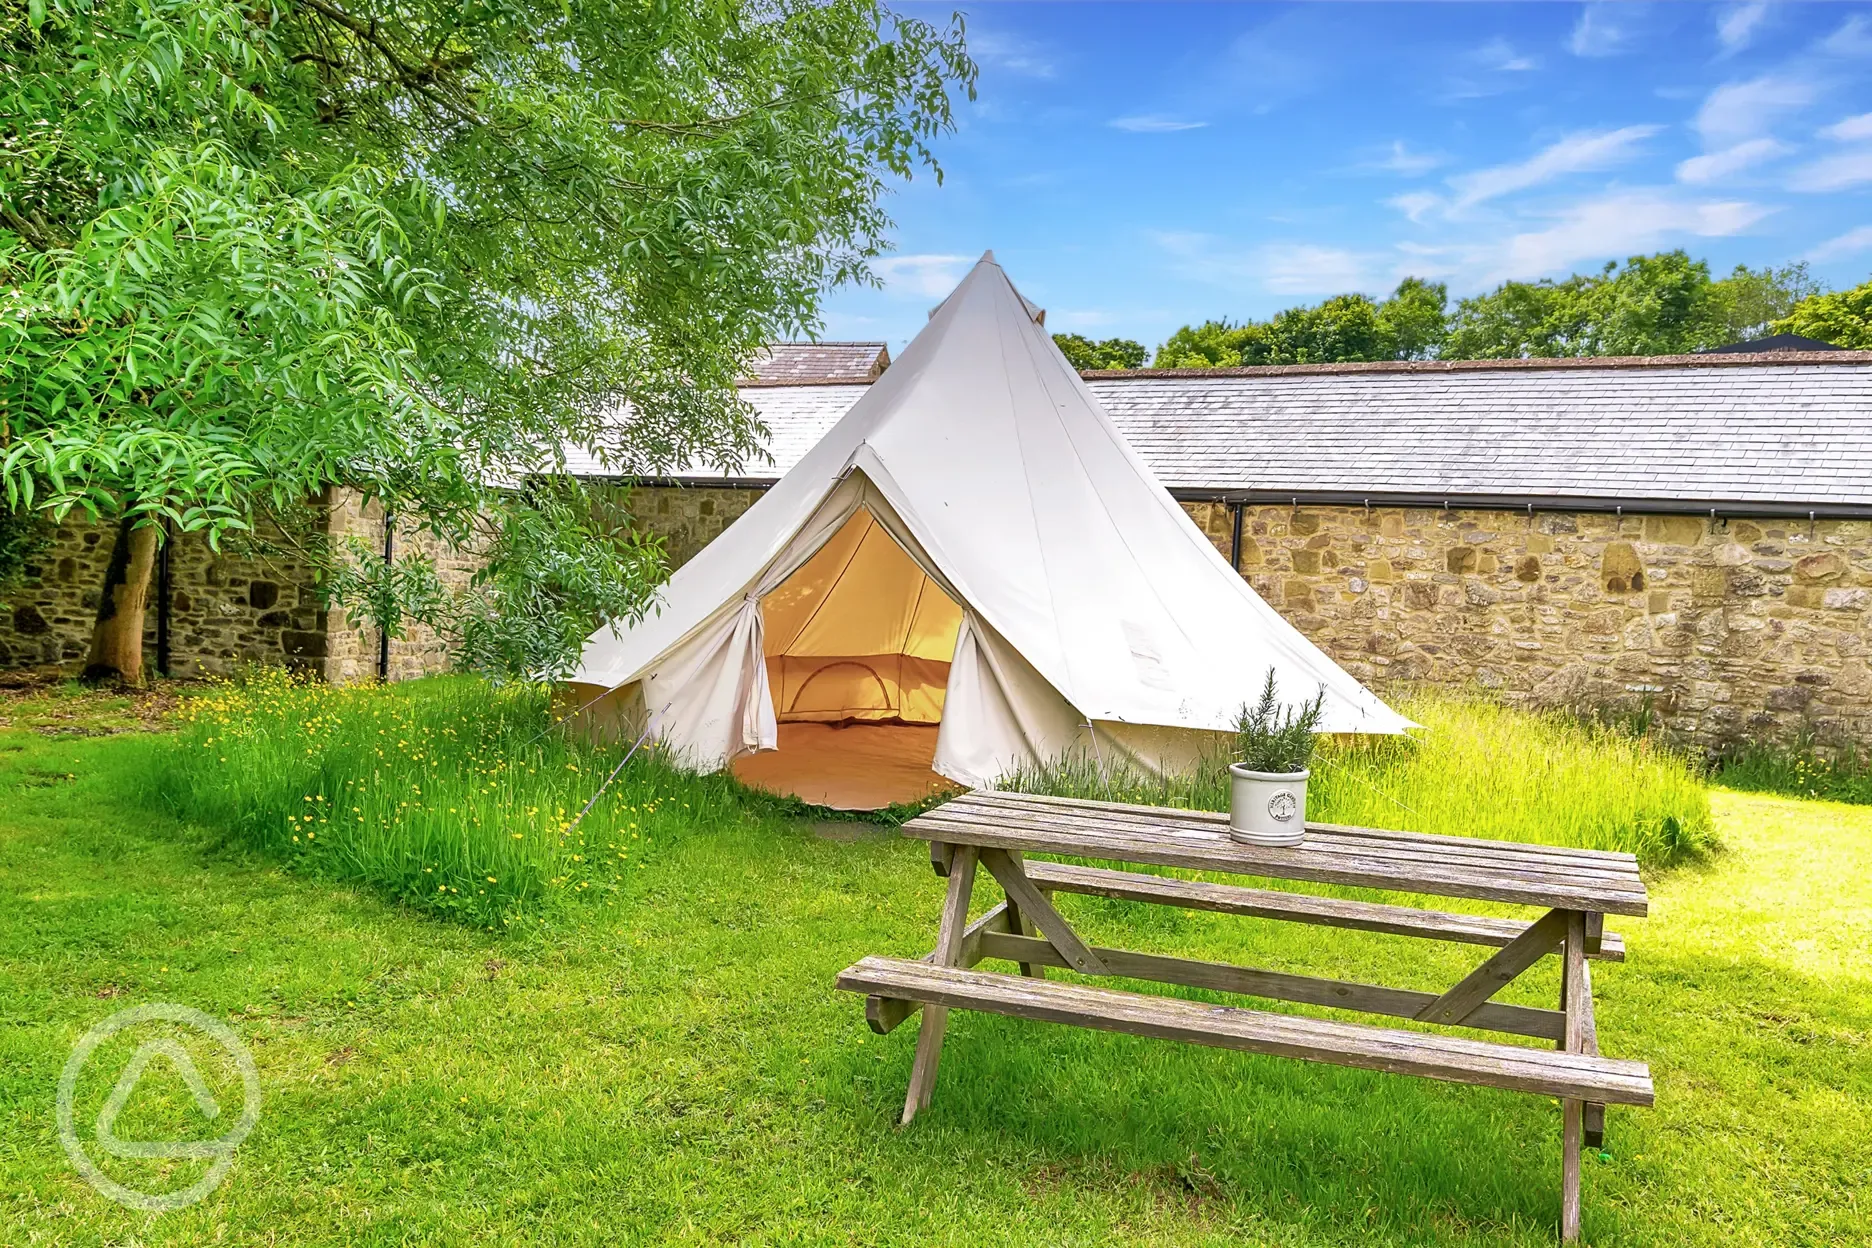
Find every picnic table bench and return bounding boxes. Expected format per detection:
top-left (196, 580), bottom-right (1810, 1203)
top-left (836, 790), bottom-right (1653, 1243)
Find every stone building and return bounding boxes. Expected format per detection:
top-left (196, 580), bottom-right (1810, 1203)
top-left (588, 347), bottom-right (1872, 753)
top-left (10, 337), bottom-right (1872, 756)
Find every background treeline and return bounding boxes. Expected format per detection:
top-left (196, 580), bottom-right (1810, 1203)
top-left (1053, 251), bottom-right (1872, 370)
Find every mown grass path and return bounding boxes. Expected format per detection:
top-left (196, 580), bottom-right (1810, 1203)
top-left (2, 726), bottom-right (1867, 1245)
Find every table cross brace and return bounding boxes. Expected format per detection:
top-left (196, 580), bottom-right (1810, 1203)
top-left (1415, 907), bottom-right (1569, 1027)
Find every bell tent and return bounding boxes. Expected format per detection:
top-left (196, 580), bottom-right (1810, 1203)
top-left (564, 253), bottom-right (1408, 808)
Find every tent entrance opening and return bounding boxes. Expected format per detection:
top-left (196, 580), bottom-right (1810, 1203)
top-left (730, 506), bottom-right (965, 809)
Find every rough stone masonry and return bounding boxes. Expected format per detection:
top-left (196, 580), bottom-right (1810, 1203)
top-left (1183, 501), bottom-right (1871, 752)
top-left (6, 479), bottom-right (1868, 756)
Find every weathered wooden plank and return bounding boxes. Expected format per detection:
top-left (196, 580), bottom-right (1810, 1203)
top-left (978, 848), bottom-right (1108, 976)
top-left (961, 791), bottom-right (1643, 870)
top-left (963, 791), bottom-right (1641, 872)
top-left (1561, 910), bottom-right (1589, 1242)
top-left (975, 930), bottom-right (1565, 1041)
top-left (938, 801), bottom-right (1645, 889)
top-left (920, 807), bottom-right (1649, 899)
top-left (1561, 910), bottom-right (1607, 1152)
top-left (1415, 909), bottom-right (1571, 1027)
top-left (1578, 956), bottom-right (1606, 1150)
top-left (1022, 860), bottom-right (1626, 962)
top-left (925, 800), bottom-right (1651, 894)
top-left (1584, 910), bottom-right (1605, 957)
top-left (999, 884), bottom-right (1044, 979)
top-left (930, 840), bottom-right (953, 878)
top-left (901, 846), bottom-right (977, 1125)
top-left (1562, 1096), bottom-right (1584, 1242)
top-left (837, 956), bottom-right (1655, 1106)
top-left (913, 813), bottom-right (1649, 916)
top-left (865, 901), bottom-right (1010, 1036)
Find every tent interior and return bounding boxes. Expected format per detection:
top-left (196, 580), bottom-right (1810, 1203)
top-left (729, 506), bottom-right (967, 809)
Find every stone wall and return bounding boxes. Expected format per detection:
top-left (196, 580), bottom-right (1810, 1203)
top-left (319, 492), bottom-right (482, 683)
top-left (0, 514), bottom-right (326, 678)
top-left (629, 484), bottom-right (1872, 752)
top-left (633, 485), bottom-right (767, 569)
top-left (0, 489), bottom-right (476, 684)
top-left (14, 476), bottom-right (1870, 752)
top-left (1184, 501), bottom-right (1872, 752)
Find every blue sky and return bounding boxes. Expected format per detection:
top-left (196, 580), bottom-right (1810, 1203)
top-left (817, 1), bottom-right (1872, 352)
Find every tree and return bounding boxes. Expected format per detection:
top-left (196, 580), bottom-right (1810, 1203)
top-left (1155, 320), bottom-right (1248, 368)
top-left (1712, 262), bottom-right (1822, 343)
top-left (1380, 277), bottom-right (1449, 360)
top-left (1052, 333), bottom-right (1147, 371)
top-left (1152, 279), bottom-right (1446, 367)
top-left (1773, 276), bottom-right (1872, 349)
top-left (1443, 252), bottom-right (1824, 358)
top-left (0, 0), bottom-right (973, 683)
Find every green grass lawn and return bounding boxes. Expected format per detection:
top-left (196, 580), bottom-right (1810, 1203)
top-left (2, 712), bottom-right (1869, 1244)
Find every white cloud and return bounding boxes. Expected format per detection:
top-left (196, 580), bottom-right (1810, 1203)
top-left (1805, 224), bottom-right (1872, 261)
top-left (1149, 231), bottom-right (1381, 296)
top-left (969, 30), bottom-right (1057, 79)
top-left (1109, 115), bottom-right (1208, 133)
top-left (1820, 15), bottom-right (1872, 57)
top-left (1261, 245), bottom-right (1375, 294)
top-left (1675, 138), bottom-right (1792, 184)
top-left (1694, 75), bottom-right (1818, 146)
top-left (1569, 3), bottom-right (1640, 57)
top-left (872, 254), bottom-right (974, 299)
top-left (1821, 112), bottom-right (1872, 142)
top-left (1487, 190), bottom-right (1771, 281)
top-left (1475, 37), bottom-right (1538, 72)
top-left (1716, 3), bottom-right (1769, 55)
top-left (1447, 126), bottom-right (1662, 210)
top-left (1387, 191), bottom-right (1443, 223)
top-left (1788, 148), bottom-right (1872, 192)
top-left (1370, 141), bottom-right (1445, 175)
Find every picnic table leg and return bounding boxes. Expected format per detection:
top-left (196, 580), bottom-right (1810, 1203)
top-left (1560, 909), bottom-right (1588, 1243)
top-left (1002, 852), bottom-right (1044, 979)
top-left (1558, 911), bottom-right (1608, 1151)
top-left (901, 844), bottom-right (978, 1125)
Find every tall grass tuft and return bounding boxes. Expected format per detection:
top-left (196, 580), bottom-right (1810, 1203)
top-left (1717, 735), bottom-right (1872, 805)
top-left (1002, 690), bottom-right (1714, 865)
top-left (162, 670), bottom-right (745, 928)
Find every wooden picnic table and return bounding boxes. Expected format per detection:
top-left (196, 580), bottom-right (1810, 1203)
top-left (836, 790), bottom-right (1653, 1244)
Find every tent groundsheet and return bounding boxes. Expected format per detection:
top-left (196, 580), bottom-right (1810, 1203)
top-left (730, 722), bottom-right (960, 810)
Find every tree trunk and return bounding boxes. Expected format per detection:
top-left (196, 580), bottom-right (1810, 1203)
top-left (83, 519), bottom-right (160, 685)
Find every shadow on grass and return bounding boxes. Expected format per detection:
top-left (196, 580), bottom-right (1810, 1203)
top-left (825, 1012), bottom-right (1571, 1243)
top-left (811, 938), bottom-right (1872, 1246)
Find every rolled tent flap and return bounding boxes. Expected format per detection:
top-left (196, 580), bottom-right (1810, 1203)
top-left (637, 594), bottom-right (775, 769)
top-left (934, 611), bottom-right (1084, 788)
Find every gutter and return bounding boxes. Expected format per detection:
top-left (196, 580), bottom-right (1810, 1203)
top-left (1165, 487), bottom-right (1872, 522)
top-left (593, 476), bottom-right (1872, 522)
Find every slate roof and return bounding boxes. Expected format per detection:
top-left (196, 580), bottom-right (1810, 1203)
top-left (586, 353), bottom-right (1872, 515)
top-left (1090, 359), bottom-right (1872, 511)
top-left (560, 384), bottom-right (864, 483)
top-left (744, 342), bottom-right (889, 385)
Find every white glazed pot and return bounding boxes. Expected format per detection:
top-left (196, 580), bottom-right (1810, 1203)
top-left (1227, 765), bottom-right (1308, 846)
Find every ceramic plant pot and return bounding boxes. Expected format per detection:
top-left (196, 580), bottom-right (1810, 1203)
top-left (1227, 765), bottom-right (1308, 847)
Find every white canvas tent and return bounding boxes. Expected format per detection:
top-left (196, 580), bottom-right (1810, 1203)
top-left (564, 253), bottom-right (1408, 807)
